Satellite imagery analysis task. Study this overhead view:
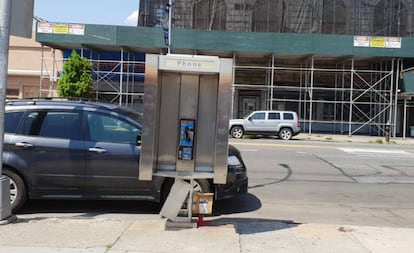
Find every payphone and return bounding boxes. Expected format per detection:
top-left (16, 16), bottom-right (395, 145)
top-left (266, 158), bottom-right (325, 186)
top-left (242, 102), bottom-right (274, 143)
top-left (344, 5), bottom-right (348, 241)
top-left (139, 54), bottom-right (233, 224)
top-left (178, 119), bottom-right (195, 160)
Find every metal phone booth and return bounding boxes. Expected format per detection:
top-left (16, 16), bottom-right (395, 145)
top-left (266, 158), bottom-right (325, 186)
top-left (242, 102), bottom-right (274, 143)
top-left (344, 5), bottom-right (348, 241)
top-left (139, 54), bottom-right (233, 223)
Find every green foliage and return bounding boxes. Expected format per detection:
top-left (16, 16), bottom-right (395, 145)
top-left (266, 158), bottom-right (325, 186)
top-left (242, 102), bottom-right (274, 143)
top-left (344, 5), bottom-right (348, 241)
top-left (58, 50), bottom-right (93, 98)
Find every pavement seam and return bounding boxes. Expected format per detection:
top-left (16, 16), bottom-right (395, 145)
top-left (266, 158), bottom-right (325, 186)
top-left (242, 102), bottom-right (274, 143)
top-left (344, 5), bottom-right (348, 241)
top-left (313, 154), bottom-right (358, 183)
top-left (234, 223), bottom-right (243, 253)
top-left (347, 230), bottom-right (372, 253)
top-left (103, 219), bottom-right (135, 253)
top-left (289, 227), bottom-right (306, 253)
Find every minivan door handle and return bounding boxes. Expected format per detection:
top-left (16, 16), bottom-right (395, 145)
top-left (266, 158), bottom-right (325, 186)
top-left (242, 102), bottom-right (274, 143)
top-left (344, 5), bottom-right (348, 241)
top-left (15, 142), bottom-right (34, 148)
top-left (88, 147), bottom-right (107, 153)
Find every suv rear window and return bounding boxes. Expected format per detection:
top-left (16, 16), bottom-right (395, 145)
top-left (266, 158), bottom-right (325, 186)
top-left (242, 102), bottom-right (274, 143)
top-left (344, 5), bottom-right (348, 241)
top-left (5, 111), bottom-right (24, 133)
top-left (283, 113), bottom-right (294, 120)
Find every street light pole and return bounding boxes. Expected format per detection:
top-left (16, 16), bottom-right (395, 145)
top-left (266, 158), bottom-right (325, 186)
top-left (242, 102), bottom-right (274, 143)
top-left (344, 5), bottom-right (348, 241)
top-left (0, 0), bottom-right (12, 220)
top-left (168, 0), bottom-right (172, 54)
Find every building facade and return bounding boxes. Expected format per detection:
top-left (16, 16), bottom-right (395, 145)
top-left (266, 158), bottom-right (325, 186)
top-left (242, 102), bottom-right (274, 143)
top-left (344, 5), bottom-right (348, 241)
top-left (8, 33), bottom-right (61, 100)
top-left (139, 0), bottom-right (414, 37)
top-left (136, 0), bottom-right (414, 137)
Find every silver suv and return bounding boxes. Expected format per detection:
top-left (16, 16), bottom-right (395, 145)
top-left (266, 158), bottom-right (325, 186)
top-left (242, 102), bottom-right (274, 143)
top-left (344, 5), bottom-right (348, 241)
top-left (229, 110), bottom-right (301, 140)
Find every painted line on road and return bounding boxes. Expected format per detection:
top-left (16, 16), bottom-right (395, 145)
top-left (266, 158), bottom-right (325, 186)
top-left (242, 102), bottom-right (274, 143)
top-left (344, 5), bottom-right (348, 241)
top-left (338, 147), bottom-right (413, 157)
top-left (239, 149), bottom-right (259, 152)
top-left (229, 141), bottom-right (414, 153)
top-left (229, 141), bottom-right (329, 149)
top-left (338, 148), bottom-right (410, 154)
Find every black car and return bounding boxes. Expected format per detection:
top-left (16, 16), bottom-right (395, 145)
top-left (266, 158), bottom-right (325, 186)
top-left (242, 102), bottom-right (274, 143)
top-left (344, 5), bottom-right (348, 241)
top-left (2, 99), bottom-right (248, 212)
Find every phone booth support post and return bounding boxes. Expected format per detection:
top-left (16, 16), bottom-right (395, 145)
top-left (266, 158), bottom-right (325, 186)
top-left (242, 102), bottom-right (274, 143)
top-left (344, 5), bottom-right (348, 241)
top-left (139, 54), bottom-right (233, 225)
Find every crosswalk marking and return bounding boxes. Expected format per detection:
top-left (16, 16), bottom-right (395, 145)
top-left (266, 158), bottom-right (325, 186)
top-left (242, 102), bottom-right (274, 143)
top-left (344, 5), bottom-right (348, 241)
top-left (338, 148), bottom-right (413, 157)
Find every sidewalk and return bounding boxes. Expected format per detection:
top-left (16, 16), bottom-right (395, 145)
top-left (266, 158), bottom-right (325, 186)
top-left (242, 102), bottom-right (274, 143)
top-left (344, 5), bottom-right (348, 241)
top-left (296, 133), bottom-right (414, 146)
top-left (1, 215), bottom-right (414, 253)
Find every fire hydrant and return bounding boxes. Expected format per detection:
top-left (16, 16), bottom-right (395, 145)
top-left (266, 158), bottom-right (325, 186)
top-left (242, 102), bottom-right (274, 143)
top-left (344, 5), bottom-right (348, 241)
top-left (385, 121), bottom-right (391, 143)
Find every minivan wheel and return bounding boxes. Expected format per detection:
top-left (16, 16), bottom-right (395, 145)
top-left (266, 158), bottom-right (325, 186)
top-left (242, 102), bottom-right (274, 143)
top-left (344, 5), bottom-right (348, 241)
top-left (192, 179), bottom-right (211, 193)
top-left (160, 179), bottom-right (211, 210)
top-left (230, 126), bottom-right (244, 138)
top-left (279, 128), bottom-right (293, 140)
top-left (3, 169), bottom-right (27, 213)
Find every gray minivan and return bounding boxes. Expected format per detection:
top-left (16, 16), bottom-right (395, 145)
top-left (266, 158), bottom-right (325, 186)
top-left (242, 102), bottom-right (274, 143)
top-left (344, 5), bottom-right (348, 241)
top-left (2, 99), bottom-right (248, 212)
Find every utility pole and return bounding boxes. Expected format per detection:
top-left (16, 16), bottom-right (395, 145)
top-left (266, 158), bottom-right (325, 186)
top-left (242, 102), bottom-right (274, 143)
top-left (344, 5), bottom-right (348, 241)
top-left (0, 0), bottom-right (12, 220)
top-left (163, 0), bottom-right (173, 54)
top-left (168, 0), bottom-right (172, 54)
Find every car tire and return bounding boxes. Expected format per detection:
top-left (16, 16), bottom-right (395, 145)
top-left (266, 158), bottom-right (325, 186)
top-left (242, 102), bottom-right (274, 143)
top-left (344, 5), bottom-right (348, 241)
top-left (230, 126), bottom-right (244, 138)
top-left (3, 169), bottom-right (27, 213)
top-left (279, 128), bottom-right (293, 140)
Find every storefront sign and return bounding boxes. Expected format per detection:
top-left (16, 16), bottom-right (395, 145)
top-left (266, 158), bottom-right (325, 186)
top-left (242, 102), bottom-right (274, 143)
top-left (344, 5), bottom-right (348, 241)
top-left (159, 54), bottom-right (220, 73)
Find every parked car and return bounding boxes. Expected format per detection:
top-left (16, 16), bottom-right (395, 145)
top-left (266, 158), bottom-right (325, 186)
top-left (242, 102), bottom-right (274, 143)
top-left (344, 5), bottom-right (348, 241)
top-left (229, 110), bottom-right (301, 140)
top-left (2, 99), bottom-right (248, 212)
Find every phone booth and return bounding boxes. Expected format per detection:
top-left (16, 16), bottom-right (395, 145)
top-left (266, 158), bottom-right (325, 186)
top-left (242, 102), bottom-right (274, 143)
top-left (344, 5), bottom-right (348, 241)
top-left (139, 54), bottom-right (233, 226)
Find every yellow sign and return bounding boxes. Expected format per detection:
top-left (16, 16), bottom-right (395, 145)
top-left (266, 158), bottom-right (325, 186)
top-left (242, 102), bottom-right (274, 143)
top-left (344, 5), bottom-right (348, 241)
top-left (53, 24), bottom-right (69, 34)
top-left (370, 37), bottom-right (386, 48)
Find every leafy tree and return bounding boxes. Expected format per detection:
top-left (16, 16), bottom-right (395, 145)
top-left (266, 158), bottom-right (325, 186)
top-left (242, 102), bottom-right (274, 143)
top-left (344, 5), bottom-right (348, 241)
top-left (58, 50), bottom-right (93, 98)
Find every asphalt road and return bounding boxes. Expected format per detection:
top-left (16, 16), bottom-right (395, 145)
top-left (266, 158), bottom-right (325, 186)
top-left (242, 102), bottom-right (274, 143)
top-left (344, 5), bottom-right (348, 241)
top-left (223, 138), bottom-right (414, 228)
top-left (14, 138), bottom-right (414, 228)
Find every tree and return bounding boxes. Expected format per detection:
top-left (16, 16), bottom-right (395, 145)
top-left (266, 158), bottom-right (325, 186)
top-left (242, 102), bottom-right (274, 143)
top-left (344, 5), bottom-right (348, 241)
top-left (58, 50), bottom-right (93, 98)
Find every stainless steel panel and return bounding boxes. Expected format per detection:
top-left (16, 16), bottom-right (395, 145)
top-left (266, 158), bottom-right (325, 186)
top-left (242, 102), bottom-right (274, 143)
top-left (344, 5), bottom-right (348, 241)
top-left (176, 74), bottom-right (199, 172)
top-left (157, 72), bottom-right (180, 170)
top-left (195, 75), bottom-right (218, 173)
top-left (214, 58), bottom-right (233, 184)
top-left (159, 179), bottom-right (191, 221)
top-left (139, 54), bottom-right (160, 181)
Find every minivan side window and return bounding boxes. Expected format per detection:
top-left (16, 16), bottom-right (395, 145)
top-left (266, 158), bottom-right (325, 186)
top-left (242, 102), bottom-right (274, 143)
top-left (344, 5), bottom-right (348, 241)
top-left (283, 113), bottom-right (294, 120)
top-left (268, 112), bottom-right (280, 120)
top-left (5, 111), bottom-right (24, 133)
top-left (22, 111), bottom-right (82, 140)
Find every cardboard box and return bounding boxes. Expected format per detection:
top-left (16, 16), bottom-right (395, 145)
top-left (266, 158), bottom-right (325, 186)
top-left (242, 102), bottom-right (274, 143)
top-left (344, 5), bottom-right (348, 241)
top-left (192, 192), bottom-right (214, 215)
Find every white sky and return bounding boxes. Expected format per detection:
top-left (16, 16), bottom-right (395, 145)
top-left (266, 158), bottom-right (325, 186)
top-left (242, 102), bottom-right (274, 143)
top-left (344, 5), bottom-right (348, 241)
top-left (34, 0), bottom-right (140, 26)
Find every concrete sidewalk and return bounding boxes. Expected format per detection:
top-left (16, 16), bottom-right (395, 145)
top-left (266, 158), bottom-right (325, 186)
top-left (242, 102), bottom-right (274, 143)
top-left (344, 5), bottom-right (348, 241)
top-left (1, 215), bottom-right (414, 253)
top-left (295, 133), bottom-right (414, 145)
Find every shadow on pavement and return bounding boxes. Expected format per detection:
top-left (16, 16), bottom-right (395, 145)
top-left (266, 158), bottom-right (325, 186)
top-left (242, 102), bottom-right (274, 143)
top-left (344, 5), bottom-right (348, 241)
top-left (203, 217), bottom-right (299, 235)
top-left (15, 193), bottom-right (261, 218)
top-left (213, 193), bottom-right (261, 215)
top-left (16, 199), bottom-right (161, 216)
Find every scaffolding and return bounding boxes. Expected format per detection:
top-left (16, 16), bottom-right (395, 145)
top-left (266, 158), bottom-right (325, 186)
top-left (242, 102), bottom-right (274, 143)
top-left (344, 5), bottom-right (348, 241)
top-left (39, 48), bottom-right (145, 111)
top-left (232, 55), bottom-right (402, 137)
top-left (39, 45), bottom-right (62, 98)
top-left (139, 0), bottom-right (414, 37)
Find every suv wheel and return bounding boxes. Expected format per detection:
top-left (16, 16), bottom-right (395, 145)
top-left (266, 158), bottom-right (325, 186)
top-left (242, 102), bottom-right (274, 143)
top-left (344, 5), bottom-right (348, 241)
top-left (279, 128), bottom-right (293, 140)
top-left (3, 169), bottom-right (27, 213)
top-left (230, 126), bottom-right (244, 138)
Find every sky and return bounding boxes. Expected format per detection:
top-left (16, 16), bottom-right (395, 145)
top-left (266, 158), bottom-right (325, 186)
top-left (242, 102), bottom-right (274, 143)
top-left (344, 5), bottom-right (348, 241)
top-left (34, 0), bottom-right (140, 26)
